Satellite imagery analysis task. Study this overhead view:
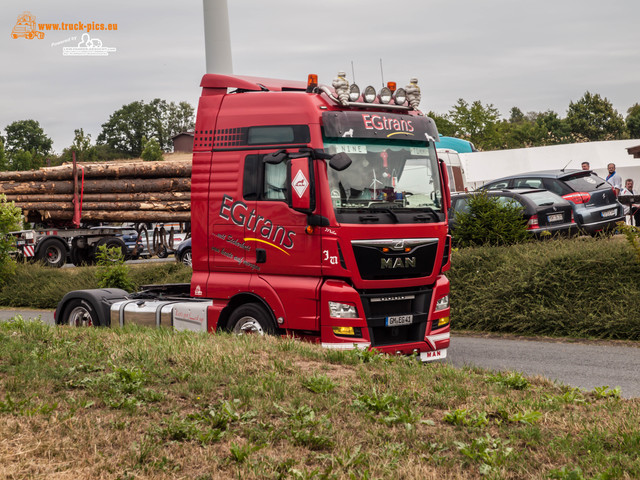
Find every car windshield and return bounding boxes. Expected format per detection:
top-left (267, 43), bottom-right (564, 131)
top-left (323, 138), bottom-right (443, 221)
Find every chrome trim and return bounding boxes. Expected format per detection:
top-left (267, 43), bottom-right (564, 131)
top-left (321, 342), bottom-right (371, 350)
top-left (351, 238), bottom-right (438, 252)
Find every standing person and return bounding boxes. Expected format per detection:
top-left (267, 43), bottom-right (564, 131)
top-left (620, 178), bottom-right (640, 225)
top-left (581, 161), bottom-right (590, 170)
top-left (605, 163), bottom-right (623, 196)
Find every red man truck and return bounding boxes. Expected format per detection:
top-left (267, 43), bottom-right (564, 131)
top-left (56, 72), bottom-right (452, 361)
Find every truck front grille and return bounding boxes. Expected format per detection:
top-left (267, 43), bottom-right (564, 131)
top-left (359, 287), bottom-right (432, 346)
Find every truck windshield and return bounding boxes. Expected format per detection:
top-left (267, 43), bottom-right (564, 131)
top-left (323, 138), bottom-right (443, 223)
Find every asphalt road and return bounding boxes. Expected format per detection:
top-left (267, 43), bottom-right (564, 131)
top-left (1, 309), bottom-right (638, 398)
top-left (447, 335), bottom-right (640, 398)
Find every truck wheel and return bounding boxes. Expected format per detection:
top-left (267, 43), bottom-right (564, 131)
top-left (71, 246), bottom-right (92, 266)
top-left (93, 237), bottom-right (127, 261)
top-left (60, 299), bottom-right (100, 327)
top-left (36, 238), bottom-right (67, 268)
top-left (228, 303), bottom-right (276, 335)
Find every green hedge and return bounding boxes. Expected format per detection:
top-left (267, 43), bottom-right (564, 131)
top-left (0, 262), bottom-right (191, 309)
top-left (449, 236), bottom-right (640, 340)
top-left (3, 237), bottom-right (640, 341)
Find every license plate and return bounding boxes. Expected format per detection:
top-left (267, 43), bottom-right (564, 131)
top-left (547, 213), bottom-right (563, 223)
top-left (386, 314), bottom-right (413, 327)
top-left (601, 209), bottom-right (617, 218)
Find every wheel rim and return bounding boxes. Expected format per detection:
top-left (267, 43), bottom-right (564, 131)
top-left (232, 316), bottom-right (264, 335)
top-left (45, 246), bottom-right (62, 264)
top-left (66, 306), bottom-right (94, 327)
top-left (182, 251), bottom-right (192, 267)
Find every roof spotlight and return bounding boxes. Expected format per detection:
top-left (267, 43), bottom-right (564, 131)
top-left (363, 86), bottom-right (376, 103)
top-left (349, 84), bottom-right (361, 102)
top-left (378, 87), bottom-right (392, 104)
top-left (394, 87), bottom-right (407, 105)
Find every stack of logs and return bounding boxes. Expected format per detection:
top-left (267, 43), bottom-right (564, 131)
top-left (0, 160), bottom-right (192, 224)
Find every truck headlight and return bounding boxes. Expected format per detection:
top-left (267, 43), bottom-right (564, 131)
top-left (435, 295), bottom-right (449, 312)
top-left (328, 301), bottom-right (357, 319)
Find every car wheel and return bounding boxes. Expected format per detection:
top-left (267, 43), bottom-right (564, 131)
top-left (59, 299), bottom-right (100, 327)
top-left (180, 248), bottom-right (192, 267)
top-left (157, 245), bottom-right (168, 258)
top-left (36, 238), bottom-right (67, 268)
top-left (227, 303), bottom-right (276, 336)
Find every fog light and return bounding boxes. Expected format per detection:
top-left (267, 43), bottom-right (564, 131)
top-left (394, 87), bottom-right (407, 105)
top-left (435, 295), bottom-right (449, 311)
top-left (349, 84), bottom-right (360, 102)
top-left (363, 86), bottom-right (376, 103)
top-left (378, 87), bottom-right (392, 104)
top-left (333, 326), bottom-right (355, 336)
top-left (437, 316), bottom-right (450, 327)
top-left (328, 301), bottom-right (357, 318)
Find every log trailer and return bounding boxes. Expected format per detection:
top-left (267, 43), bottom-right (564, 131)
top-left (56, 72), bottom-right (452, 360)
top-left (2, 160), bottom-right (192, 267)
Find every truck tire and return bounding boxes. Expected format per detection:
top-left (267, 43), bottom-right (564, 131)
top-left (228, 303), bottom-right (276, 335)
top-left (93, 237), bottom-right (127, 261)
top-left (70, 245), bottom-right (92, 266)
top-left (59, 298), bottom-right (100, 327)
top-left (36, 238), bottom-right (67, 268)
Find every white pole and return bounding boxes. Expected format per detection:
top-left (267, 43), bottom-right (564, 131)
top-left (202, 0), bottom-right (233, 74)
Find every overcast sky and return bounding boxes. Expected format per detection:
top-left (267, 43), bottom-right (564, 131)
top-left (2, 0), bottom-right (639, 153)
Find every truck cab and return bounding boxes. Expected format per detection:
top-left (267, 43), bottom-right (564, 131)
top-left (189, 74), bottom-right (451, 360)
top-left (56, 72), bottom-right (451, 361)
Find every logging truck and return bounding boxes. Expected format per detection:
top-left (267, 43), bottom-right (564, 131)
top-left (55, 72), bottom-right (452, 361)
top-left (2, 159), bottom-right (192, 266)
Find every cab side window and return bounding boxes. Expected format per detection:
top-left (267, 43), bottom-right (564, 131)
top-left (264, 162), bottom-right (288, 200)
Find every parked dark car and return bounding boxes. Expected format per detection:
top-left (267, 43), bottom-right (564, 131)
top-left (175, 237), bottom-right (192, 267)
top-left (479, 170), bottom-right (624, 234)
top-left (449, 189), bottom-right (578, 237)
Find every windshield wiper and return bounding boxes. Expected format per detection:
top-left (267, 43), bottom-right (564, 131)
top-left (369, 207), bottom-right (400, 223)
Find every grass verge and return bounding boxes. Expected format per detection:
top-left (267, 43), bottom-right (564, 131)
top-left (1, 318), bottom-right (639, 479)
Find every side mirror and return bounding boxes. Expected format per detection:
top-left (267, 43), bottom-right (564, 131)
top-left (329, 152), bottom-right (351, 171)
top-left (264, 149), bottom-right (288, 164)
top-left (289, 156), bottom-right (313, 213)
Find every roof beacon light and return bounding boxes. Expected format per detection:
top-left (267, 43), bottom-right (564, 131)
top-left (378, 86), bottom-right (392, 104)
top-left (387, 82), bottom-right (397, 93)
top-left (348, 83), bottom-right (361, 102)
top-left (332, 71), bottom-right (350, 106)
top-left (363, 85), bottom-right (376, 103)
top-left (405, 77), bottom-right (421, 109)
top-left (307, 74), bottom-right (318, 92)
top-left (393, 87), bottom-right (407, 106)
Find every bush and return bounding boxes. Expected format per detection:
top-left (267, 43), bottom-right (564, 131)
top-left (95, 245), bottom-right (136, 291)
top-left (452, 192), bottom-right (530, 247)
top-left (0, 195), bottom-right (21, 285)
top-left (141, 136), bottom-right (164, 162)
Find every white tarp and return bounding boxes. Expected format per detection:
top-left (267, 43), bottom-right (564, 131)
top-left (460, 139), bottom-right (640, 190)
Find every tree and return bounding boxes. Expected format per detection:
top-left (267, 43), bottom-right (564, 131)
top-left (626, 103), bottom-right (640, 139)
top-left (97, 99), bottom-right (195, 157)
top-left (3, 120), bottom-right (53, 171)
top-left (0, 138), bottom-right (7, 171)
top-left (0, 194), bottom-right (22, 285)
top-left (447, 99), bottom-right (501, 150)
top-left (427, 111), bottom-right (457, 137)
top-left (141, 136), bottom-right (164, 161)
top-left (565, 91), bottom-right (628, 141)
top-left (58, 128), bottom-right (98, 164)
